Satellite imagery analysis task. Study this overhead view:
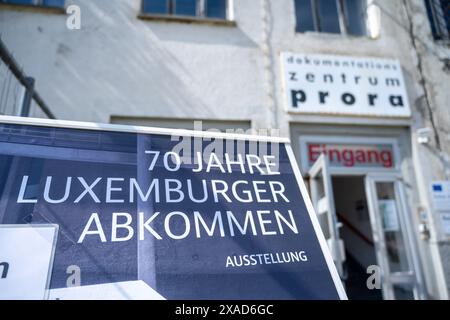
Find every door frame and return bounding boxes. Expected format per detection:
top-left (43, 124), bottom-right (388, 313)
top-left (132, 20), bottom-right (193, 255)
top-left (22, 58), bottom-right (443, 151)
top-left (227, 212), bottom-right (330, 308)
top-left (364, 173), bottom-right (426, 300)
top-left (308, 154), bottom-right (346, 279)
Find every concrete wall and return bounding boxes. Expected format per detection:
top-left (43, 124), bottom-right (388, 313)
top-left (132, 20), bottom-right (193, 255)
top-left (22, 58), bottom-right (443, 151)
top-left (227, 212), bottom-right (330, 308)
top-left (1, 0), bottom-right (450, 299)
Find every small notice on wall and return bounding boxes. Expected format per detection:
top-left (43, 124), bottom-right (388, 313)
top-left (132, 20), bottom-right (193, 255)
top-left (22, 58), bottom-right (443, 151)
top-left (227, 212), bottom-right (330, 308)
top-left (379, 200), bottom-right (400, 232)
top-left (431, 181), bottom-right (450, 212)
top-left (440, 214), bottom-right (450, 235)
top-left (430, 182), bottom-right (450, 236)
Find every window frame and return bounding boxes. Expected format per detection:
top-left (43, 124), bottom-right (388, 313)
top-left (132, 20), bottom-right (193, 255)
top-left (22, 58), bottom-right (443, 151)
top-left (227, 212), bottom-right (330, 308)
top-left (295, 0), bottom-right (368, 37)
top-left (140, 0), bottom-right (231, 21)
top-left (424, 0), bottom-right (450, 42)
top-left (0, 0), bottom-right (65, 9)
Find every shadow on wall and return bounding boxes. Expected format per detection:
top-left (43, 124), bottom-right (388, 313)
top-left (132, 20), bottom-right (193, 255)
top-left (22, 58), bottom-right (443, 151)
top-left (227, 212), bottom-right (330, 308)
top-left (29, 0), bottom-right (260, 121)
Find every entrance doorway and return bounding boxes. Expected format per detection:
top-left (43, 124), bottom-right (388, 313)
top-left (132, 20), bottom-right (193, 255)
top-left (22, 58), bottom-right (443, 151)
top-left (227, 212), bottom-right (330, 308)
top-left (307, 154), bottom-right (426, 300)
top-left (332, 176), bottom-right (381, 300)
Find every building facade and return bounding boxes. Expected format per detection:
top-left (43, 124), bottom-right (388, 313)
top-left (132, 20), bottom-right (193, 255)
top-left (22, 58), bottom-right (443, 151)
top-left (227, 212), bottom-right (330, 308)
top-left (1, 0), bottom-right (450, 299)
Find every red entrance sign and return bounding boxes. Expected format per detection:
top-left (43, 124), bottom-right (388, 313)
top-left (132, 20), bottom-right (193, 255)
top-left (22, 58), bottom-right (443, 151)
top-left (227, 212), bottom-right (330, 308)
top-left (307, 143), bottom-right (394, 168)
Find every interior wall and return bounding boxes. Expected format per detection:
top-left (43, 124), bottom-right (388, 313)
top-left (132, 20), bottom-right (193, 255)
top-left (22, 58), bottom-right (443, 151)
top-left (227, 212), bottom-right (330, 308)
top-left (333, 176), bottom-right (377, 269)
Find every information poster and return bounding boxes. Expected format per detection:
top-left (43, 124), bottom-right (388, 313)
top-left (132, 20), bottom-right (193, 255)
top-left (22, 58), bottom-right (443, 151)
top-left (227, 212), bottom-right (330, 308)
top-left (431, 182), bottom-right (450, 212)
top-left (430, 182), bottom-right (450, 236)
top-left (0, 119), bottom-right (345, 300)
top-left (379, 200), bottom-right (400, 232)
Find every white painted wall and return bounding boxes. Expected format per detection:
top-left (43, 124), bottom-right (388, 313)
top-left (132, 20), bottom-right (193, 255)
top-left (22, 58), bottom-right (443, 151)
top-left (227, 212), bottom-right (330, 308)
top-left (0, 0), bottom-right (267, 126)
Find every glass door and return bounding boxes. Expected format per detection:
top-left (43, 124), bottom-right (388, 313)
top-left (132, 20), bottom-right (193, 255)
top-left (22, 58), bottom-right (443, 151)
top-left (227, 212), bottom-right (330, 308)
top-left (365, 174), bottom-right (426, 300)
top-left (309, 154), bottom-right (346, 279)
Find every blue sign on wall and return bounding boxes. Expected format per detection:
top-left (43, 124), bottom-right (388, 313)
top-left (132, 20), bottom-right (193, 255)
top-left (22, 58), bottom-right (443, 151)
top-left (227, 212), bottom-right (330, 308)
top-left (0, 117), bottom-right (346, 300)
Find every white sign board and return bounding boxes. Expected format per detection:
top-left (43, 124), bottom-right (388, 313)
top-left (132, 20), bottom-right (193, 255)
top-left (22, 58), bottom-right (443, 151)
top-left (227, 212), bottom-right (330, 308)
top-left (281, 52), bottom-right (411, 117)
top-left (431, 181), bottom-right (450, 212)
top-left (0, 224), bottom-right (58, 300)
top-left (430, 182), bottom-right (450, 236)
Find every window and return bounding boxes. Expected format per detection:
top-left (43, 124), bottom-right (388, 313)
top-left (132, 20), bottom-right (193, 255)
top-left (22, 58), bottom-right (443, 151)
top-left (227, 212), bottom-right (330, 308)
top-left (142, 0), bottom-right (228, 20)
top-left (0, 0), bottom-right (65, 7)
top-left (295, 0), bottom-right (367, 36)
top-left (425, 0), bottom-right (450, 41)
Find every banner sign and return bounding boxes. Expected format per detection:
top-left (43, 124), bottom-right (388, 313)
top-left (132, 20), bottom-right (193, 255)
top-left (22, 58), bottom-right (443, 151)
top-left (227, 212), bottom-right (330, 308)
top-left (0, 117), bottom-right (345, 300)
top-left (306, 143), bottom-right (395, 169)
top-left (299, 136), bottom-right (397, 173)
top-left (281, 52), bottom-right (412, 117)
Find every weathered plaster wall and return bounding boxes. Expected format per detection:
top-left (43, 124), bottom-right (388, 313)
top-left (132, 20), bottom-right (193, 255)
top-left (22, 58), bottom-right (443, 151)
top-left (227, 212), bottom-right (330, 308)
top-left (0, 0), bottom-right (267, 126)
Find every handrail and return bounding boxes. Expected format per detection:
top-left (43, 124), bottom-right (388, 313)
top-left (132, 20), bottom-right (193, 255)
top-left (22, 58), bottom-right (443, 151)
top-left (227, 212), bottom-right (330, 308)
top-left (0, 37), bottom-right (56, 119)
top-left (337, 213), bottom-right (375, 247)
